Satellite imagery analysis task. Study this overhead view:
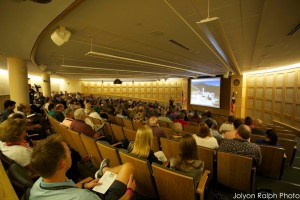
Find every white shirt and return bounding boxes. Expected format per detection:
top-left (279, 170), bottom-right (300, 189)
top-left (193, 134), bottom-right (219, 149)
top-left (89, 112), bottom-right (102, 120)
top-left (219, 123), bottom-right (234, 133)
top-left (0, 142), bottom-right (32, 167)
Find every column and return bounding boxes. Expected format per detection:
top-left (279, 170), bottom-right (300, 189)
top-left (42, 73), bottom-right (51, 97)
top-left (7, 57), bottom-right (29, 106)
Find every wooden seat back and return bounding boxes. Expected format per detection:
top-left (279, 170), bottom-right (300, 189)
top-left (276, 133), bottom-right (297, 140)
top-left (96, 141), bottom-right (121, 167)
top-left (57, 124), bottom-right (76, 150)
top-left (183, 125), bottom-right (199, 134)
top-left (250, 134), bottom-right (265, 143)
top-left (152, 163), bottom-right (210, 200)
top-left (257, 145), bottom-right (286, 179)
top-left (119, 150), bottom-right (157, 199)
top-left (217, 151), bottom-right (255, 193)
top-left (132, 121), bottom-right (143, 131)
top-left (115, 116), bottom-right (124, 127)
top-left (197, 146), bottom-right (215, 178)
top-left (152, 136), bottom-right (160, 152)
top-left (189, 121), bottom-right (200, 127)
top-left (123, 127), bottom-right (136, 141)
top-left (67, 129), bottom-right (88, 157)
top-left (161, 127), bottom-right (174, 139)
top-left (110, 124), bottom-right (125, 142)
top-left (122, 118), bottom-right (134, 130)
top-left (80, 134), bottom-right (103, 168)
top-left (277, 138), bottom-right (297, 166)
top-left (108, 114), bottom-right (116, 124)
top-left (160, 137), bottom-right (180, 159)
top-left (157, 120), bottom-right (169, 128)
top-left (0, 160), bottom-right (18, 200)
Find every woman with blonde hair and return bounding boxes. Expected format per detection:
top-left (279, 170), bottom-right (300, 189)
top-left (174, 134), bottom-right (204, 186)
top-left (193, 123), bottom-right (219, 149)
top-left (129, 125), bottom-right (162, 164)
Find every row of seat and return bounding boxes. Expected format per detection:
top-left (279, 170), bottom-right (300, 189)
top-left (48, 114), bottom-right (295, 194)
top-left (250, 134), bottom-right (297, 166)
top-left (0, 159), bottom-right (19, 200)
top-left (48, 115), bottom-right (210, 199)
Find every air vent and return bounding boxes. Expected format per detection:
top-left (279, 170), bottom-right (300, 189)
top-left (288, 23), bottom-right (300, 36)
top-left (169, 40), bottom-right (190, 50)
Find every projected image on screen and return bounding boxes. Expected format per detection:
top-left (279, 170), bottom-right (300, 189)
top-left (190, 77), bottom-right (221, 108)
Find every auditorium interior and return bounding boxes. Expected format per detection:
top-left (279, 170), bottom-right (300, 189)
top-left (0, 0), bottom-right (300, 199)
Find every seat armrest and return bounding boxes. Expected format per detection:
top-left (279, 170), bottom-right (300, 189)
top-left (95, 136), bottom-right (106, 141)
top-left (196, 170), bottom-right (210, 195)
top-left (111, 141), bottom-right (122, 147)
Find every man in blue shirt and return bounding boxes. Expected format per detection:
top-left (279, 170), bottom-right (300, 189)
top-left (30, 134), bottom-right (136, 200)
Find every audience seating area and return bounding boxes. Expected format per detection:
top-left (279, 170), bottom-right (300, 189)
top-left (1, 106), bottom-right (299, 199)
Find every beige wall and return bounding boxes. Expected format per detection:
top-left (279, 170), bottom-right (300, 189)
top-left (82, 79), bottom-right (187, 108)
top-left (244, 68), bottom-right (300, 129)
top-left (60, 78), bottom-right (82, 93)
top-left (28, 76), bottom-right (82, 94)
top-left (0, 70), bottom-right (9, 95)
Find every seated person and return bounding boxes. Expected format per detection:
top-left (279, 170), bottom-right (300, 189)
top-left (70, 108), bottom-right (101, 139)
top-left (219, 125), bottom-right (262, 165)
top-left (15, 104), bottom-right (46, 139)
top-left (224, 119), bottom-right (243, 139)
top-left (0, 118), bottom-right (35, 177)
top-left (133, 106), bottom-right (148, 124)
top-left (128, 125), bottom-right (162, 165)
top-left (0, 100), bottom-right (16, 123)
top-left (52, 104), bottom-right (65, 122)
top-left (47, 103), bottom-right (55, 116)
top-left (173, 112), bottom-right (189, 126)
top-left (174, 134), bottom-right (204, 187)
top-left (193, 123), bottom-right (219, 149)
top-left (157, 110), bottom-right (172, 123)
top-left (30, 134), bottom-right (136, 200)
top-left (189, 110), bottom-right (201, 123)
top-left (201, 111), bottom-right (217, 127)
top-left (170, 122), bottom-right (183, 141)
top-left (61, 108), bottom-right (74, 128)
top-left (245, 116), bottom-right (265, 135)
top-left (256, 129), bottom-right (281, 147)
top-left (205, 119), bottom-right (222, 140)
top-left (219, 115), bottom-right (235, 133)
top-left (149, 116), bottom-right (166, 139)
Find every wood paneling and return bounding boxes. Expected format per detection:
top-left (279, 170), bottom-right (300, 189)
top-left (82, 79), bottom-right (186, 108)
top-left (245, 68), bottom-right (300, 129)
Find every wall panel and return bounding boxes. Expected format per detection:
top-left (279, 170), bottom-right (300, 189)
top-left (245, 68), bottom-right (300, 129)
top-left (82, 79), bottom-right (185, 107)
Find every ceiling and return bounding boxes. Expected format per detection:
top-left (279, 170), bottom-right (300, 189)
top-left (0, 0), bottom-right (300, 82)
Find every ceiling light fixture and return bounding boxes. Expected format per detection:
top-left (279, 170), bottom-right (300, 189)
top-left (243, 62), bottom-right (300, 76)
top-left (195, 0), bottom-right (240, 75)
top-left (60, 64), bottom-right (198, 77)
top-left (85, 51), bottom-right (213, 76)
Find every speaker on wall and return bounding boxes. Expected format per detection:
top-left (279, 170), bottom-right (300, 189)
top-left (50, 26), bottom-right (71, 46)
